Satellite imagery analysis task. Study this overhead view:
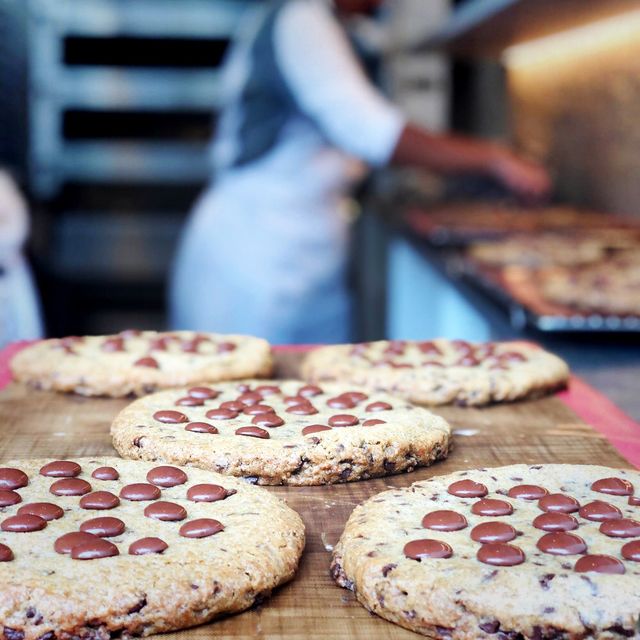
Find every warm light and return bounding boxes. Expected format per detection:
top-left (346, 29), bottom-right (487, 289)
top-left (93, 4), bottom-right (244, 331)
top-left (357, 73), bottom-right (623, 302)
top-left (503, 9), bottom-right (640, 68)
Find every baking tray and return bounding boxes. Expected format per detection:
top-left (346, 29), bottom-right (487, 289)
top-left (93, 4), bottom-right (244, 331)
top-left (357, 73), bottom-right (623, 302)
top-left (403, 204), bottom-right (640, 248)
top-left (459, 258), bottom-right (640, 333)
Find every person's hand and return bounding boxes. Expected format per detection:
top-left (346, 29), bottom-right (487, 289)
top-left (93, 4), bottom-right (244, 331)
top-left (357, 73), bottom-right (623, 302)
top-left (489, 147), bottom-right (552, 202)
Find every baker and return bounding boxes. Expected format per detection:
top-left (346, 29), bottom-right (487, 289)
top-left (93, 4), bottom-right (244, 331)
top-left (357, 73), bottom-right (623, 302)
top-left (170, 0), bottom-right (550, 344)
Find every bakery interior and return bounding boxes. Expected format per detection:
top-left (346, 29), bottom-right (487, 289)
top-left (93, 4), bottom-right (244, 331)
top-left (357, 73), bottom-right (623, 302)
top-left (1, 0), bottom-right (640, 420)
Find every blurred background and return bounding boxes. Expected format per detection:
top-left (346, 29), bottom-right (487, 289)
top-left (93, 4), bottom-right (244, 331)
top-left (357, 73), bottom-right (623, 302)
top-left (1, 0), bottom-right (640, 401)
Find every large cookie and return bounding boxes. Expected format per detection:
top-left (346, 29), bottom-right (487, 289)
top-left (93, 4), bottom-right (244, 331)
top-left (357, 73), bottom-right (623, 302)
top-left (301, 339), bottom-right (569, 406)
top-left (332, 464), bottom-right (640, 639)
top-left (468, 233), bottom-right (606, 267)
top-left (10, 331), bottom-right (272, 397)
top-left (110, 379), bottom-right (451, 485)
top-left (541, 253), bottom-right (640, 317)
top-left (0, 457), bottom-right (304, 640)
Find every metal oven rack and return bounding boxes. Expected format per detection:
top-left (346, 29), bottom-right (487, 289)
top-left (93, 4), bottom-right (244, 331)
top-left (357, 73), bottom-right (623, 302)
top-left (26, 0), bottom-right (249, 334)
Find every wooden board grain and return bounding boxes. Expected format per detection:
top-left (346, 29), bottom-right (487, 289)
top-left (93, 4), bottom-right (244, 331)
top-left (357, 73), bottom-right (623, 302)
top-left (0, 351), bottom-right (631, 640)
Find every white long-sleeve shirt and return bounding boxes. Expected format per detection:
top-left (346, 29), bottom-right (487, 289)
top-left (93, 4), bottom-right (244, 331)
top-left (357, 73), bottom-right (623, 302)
top-left (212, 0), bottom-right (405, 200)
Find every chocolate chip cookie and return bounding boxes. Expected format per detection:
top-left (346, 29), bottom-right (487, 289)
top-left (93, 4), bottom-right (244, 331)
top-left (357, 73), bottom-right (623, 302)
top-left (0, 457), bottom-right (304, 640)
top-left (332, 464), bottom-right (640, 639)
top-left (110, 380), bottom-right (451, 485)
top-left (540, 252), bottom-right (640, 317)
top-left (301, 339), bottom-right (569, 406)
top-left (10, 331), bottom-right (273, 397)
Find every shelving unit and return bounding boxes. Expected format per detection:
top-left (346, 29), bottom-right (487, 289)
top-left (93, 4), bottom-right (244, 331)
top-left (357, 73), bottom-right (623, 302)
top-left (26, 0), bottom-right (249, 334)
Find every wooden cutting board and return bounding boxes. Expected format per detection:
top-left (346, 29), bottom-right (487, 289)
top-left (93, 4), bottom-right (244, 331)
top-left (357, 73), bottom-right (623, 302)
top-left (0, 352), bottom-right (630, 639)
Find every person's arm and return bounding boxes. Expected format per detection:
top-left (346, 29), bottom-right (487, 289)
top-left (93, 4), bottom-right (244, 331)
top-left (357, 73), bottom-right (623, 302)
top-left (391, 125), bottom-right (552, 200)
top-left (276, 2), bottom-right (550, 199)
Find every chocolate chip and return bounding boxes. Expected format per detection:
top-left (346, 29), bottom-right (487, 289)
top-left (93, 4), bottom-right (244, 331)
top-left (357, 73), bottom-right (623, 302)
top-left (422, 510), bottom-right (467, 531)
top-left (604, 626), bottom-right (635, 638)
top-left (205, 408), bottom-right (238, 420)
top-left (362, 419), bottom-right (386, 427)
top-left (621, 540), bottom-right (640, 561)
top-left (237, 392), bottom-right (262, 406)
top-left (175, 396), bottom-right (204, 407)
top-left (591, 477), bottom-right (633, 496)
top-left (147, 466), bottom-right (188, 488)
top-left (539, 573), bottom-right (555, 590)
top-left (298, 384), bottom-right (323, 397)
top-left (134, 356), bottom-right (159, 368)
top-left (0, 468), bottom-right (28, 490)
top-left (381, 563), bottom-right (398, 576)
top-left (574, 554), bottom-right (625, 574)
top-left (54, 531), bottom-right (99, 554)
top-left (187, 484), bottom-right (231, 503)
top-left (188, 386), bottom-right (220, 399)
top-left (0, 490), bottom-right (21, 507)
top-left (302, 425), bottom-right (332, 436)
top-left (471, 499), bottom-right (513, 517)
top-left (119, 483), bottom-right (161, 501)
top-left (185, 422), bottom-right (219, 434)
top-left (91, 467), bottom-right (119, 481)
top-left (217, 341), bottom-right (236, 353)
top-left (578, 500), bottom-right (622, 522)
top-left (1, 514), bottom-right (47, 532)
top-left (129, 537), bottom-right (168, 555)
top-left (79, 491), bottom-right (120, 510)
top-left (479, 621), bottom-right (500, 634)
top-left (0, 543), bottom-right (13, 562)
top-left (533, 512), bottom-right (578, 532)
top-left (471, 522), bottom-right (516, 543)
top-left (49, 478), bottom-right (91, 496)
top-left (448, 479), bottom-right (488, 498)
top-left (507, 484), bottom-right (548, 500)
top-left (144, 501), bottom-right (187, 521)
top-left (242, 404), bottom-right (274, 416)
top-left (328, 414), bottom-right (359, 427)
top-left (127, 597), bottom-right (148, 615)
top-left (153, 410), bottom-right (189, 424)
top-left (286, 403), bottom-right (318, 416)
top-left (17, 503), bottom-right (64, 521)
top-left (254, 384), bottom-right (281, 397)
top-left (538, 494), bottom-right (580, 514)
top-left (327, 396), bottom-right (356, 409)
top-left (476, 542), bottom-right (525, 566)
top-left (537, 532), bottom-right (587, 555)
top-left (339, 467), bottom-right (352, 480)
top-left (179, 518), bottom-right (224, 538)
top-left (3, 628), bottom-right (24, 640)
top-left (235, 426), bottom-right (270, 439)
top-left (39, 461), bottom-right (82, 478)
top-left (80, 517), bottom-right (126, 537)
top-left (600, 518), bottom-right (640, 538)
top-left (365, 402), bottom-right (392, 412)
top-left (251, 414), bottom-right (285, 428)
top-left (101, 337), bottom-right (125, 352)
top-left (71, 538), bottom-right (119, 560)
top-left (403, 539), bottom-right (453, 560)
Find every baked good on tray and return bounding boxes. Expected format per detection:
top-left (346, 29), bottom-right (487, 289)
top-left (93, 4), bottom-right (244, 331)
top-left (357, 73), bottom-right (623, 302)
top-left (0, 457), bottom-right (304, 639)
top-left (540, 252), bottom-right (640, 317)
top-left (110, 379), bottom-right (451, 485)
top-left (10, 331), bottom-right (272, 397)
top-left (332, 464), bottom-right (640, 639)
top-left (467, 233), bottom-right (606, 268)
top-left (301, 340), bottom-right (569, 406)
